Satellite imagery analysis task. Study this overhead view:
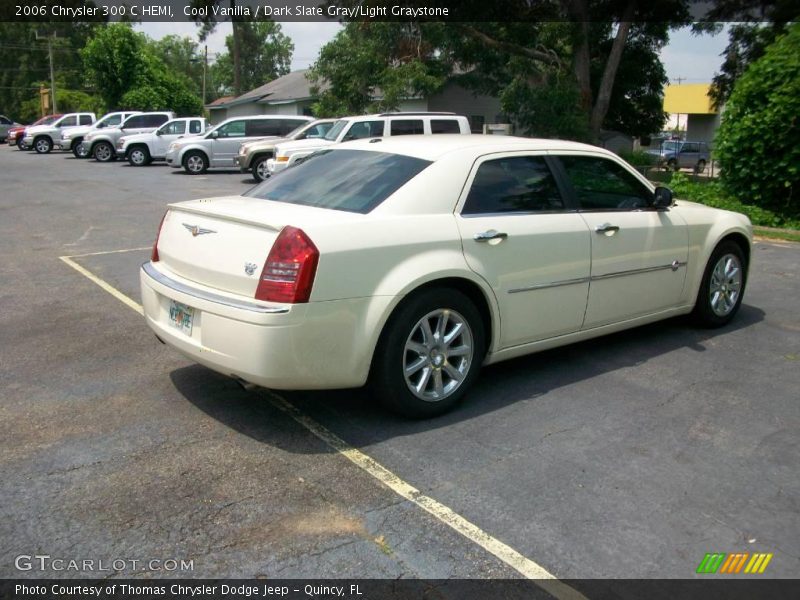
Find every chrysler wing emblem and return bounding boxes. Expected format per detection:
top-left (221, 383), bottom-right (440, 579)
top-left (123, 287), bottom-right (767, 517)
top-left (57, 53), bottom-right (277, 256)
top-left (182, 223), bottom-right (216, 237)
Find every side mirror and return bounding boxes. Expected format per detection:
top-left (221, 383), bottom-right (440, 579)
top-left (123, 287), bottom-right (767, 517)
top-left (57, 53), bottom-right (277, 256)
top-left (155, 129), bottom-right (163, 136)
top-left (653, 186), bottom-right (673, 209)
top-left (209, 130), bottom-right (219, 139)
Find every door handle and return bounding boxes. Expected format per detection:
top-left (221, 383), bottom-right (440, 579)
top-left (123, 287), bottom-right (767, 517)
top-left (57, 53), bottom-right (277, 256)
top-left (595, 223), bottom-right (620, 235)
top-left (473, 230), bottom-right (508, 242)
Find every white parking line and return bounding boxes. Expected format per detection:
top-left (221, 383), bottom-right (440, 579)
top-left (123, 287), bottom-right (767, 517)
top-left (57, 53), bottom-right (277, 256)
top-left (59, 252), bottom-right (586, 600)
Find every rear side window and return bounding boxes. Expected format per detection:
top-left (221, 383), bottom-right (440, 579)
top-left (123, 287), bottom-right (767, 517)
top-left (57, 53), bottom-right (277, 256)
top-left (431, 119), bottom-right (460, 134)
top-left (189, 120), bottom-right (203, 134)
top-left (245, 149), bottom-right (430, 214)
top-left (143, 114), bottom-right (169, 127)
top-left (279, 119), bottom-right (309, 135)
top-left (342, 121), bottom-right (384, 141)
top-left (79, 115), bottom-right (93, 125)
top-left (247, 119), bottom-right (282, 137)
top-left (463, 156), bottom-right (564, 214)
top-left (390, 120), bottom-right (424, 135)
top-left (558, 155), bottom-right (652, 210)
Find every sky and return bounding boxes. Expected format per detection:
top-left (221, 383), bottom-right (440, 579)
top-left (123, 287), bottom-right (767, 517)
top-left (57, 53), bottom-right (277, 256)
top-left (137, 22), bottom-right (731, 85)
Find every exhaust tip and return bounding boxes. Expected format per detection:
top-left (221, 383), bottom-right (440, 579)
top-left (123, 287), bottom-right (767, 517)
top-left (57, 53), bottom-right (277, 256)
top-left (232, 377), bottom-right (258, 392)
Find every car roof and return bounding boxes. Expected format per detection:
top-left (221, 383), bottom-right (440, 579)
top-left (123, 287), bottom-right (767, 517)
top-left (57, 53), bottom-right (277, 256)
top-left (336, 134), bottom-right (607, 161)
top-left (336, 113), bottom-right (466, 124)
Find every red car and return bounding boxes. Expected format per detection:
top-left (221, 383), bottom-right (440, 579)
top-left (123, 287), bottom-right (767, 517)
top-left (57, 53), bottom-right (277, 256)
top-left (8, 114), bottom-right (62, 150)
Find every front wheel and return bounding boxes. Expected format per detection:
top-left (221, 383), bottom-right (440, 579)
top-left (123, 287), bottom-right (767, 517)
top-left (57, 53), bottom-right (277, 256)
top-left (127, 145), bottom-right (151, 166)
top-left (34, 136), bottom-right (52, 154)
top-left (252, 155), bottom-right (270, 182)
top-left (183, 151), bottom-right (208, 174)
top-left (93, 141), bottom-right (115, 162)
top-left (17, 138), bottom-right (28, 151)
top-left (693, 241), bottom-right (747, 327)
top-left (72, 139), bottom-right (89, 158)
top-left (370, 288), bottom-right (485, 418)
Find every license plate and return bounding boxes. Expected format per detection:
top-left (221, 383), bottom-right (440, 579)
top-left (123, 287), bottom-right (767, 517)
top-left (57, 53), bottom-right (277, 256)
top-left (168, 300), bottom-right (194, 335)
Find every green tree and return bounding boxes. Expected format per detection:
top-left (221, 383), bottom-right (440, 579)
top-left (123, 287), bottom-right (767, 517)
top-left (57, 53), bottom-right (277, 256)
top-left (715, 23), bottom-right (800, 216)
top-left (213, 22), bottom-right (293, 95)
top-left (149, 35), bottom-right (205, 100)
top-left (309, 23), bottom-right (448, 117)
top-left (81, 24), bottom-right (203, 115)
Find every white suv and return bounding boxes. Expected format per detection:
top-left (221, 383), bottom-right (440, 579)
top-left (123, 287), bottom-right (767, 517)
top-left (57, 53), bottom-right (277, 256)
top-left (268, 112), bottom-right (471, 176)
top-left (117, 117), bottom-right (207, 166)
top-left (165, 115), bottom-right (312, 174)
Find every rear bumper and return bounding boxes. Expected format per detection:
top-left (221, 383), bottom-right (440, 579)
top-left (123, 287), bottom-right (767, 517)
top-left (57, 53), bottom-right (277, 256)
top-left (140, 262), bottom-right (379, 389)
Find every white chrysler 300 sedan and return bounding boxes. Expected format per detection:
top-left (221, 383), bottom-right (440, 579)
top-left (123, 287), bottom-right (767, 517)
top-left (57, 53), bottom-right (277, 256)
top-left (141, 135), bottom-right (752, 417)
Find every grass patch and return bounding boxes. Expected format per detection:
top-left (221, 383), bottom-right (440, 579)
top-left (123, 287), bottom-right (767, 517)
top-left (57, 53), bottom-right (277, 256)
top-left (753, 228), bottom-right (800, 243)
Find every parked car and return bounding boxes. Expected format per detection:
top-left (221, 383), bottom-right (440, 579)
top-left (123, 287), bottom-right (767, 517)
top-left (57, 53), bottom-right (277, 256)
top-left (117, 117), bottom-right (207, 166)
top-left (165, 115), bottom-right (313, 175)
top-left (7, 114), bottom-right (61, 149)
top-left (141, 135), bottom-right (752, 418)
top-left (647, 140), bottom-right (710, 172)
top-left (267, 112), bottom-right (471, 177)
top-left (57, 111), bottom-right (140, 158)
top-left (82, 112), bottom-right (175, 162)
top-left (0, 114), bottom-right (20, 143)
top-left (23, 113), bottom-right (96, 154)
top-left (234, 119), bottom-right (336, 182)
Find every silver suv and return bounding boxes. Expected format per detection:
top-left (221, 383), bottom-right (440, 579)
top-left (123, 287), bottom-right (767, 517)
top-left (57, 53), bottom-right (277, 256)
top-left (117, 117), bottom-right (207, 166)
top-left (57, 111), bottom-right (140, 158)
top-left (165, 115), bottom-right (312, 174)
top-left (23, 113), bottom-right (96, 154)
top-left (82, 112), bottom-right (175, 162)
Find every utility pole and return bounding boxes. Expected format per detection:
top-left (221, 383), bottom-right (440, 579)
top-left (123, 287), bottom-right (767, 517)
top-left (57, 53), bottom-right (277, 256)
top-left (203, 45), bottom-right (207, 105)
top-left (35, 30), bottom-right (58, 113)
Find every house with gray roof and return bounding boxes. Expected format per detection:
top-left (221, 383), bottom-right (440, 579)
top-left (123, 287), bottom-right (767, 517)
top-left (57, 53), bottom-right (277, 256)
top-left (205, 69), bottom-right (505, 134)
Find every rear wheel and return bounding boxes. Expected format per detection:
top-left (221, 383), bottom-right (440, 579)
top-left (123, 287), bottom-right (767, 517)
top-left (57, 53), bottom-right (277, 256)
top-left (252, 155), bottom-right (270, 182)
top-left (34, 136), bottom-right (52, 154)
top-left (371, 288), bottom-right (485, 418)
top-left (667, 158), bottom-right (678, 172)
top-left (695, 159), bottom-right (707, 174)
top-left (127, 145), bottom-right (151, 166)
top-left (71, 139), bottom-right (89, 158)
top-left (93, 141), bottom-right (115, 162)
top-left (693, 240), bottom-right (747, 327)
top-left (183, 151), bottom-right (208, 174)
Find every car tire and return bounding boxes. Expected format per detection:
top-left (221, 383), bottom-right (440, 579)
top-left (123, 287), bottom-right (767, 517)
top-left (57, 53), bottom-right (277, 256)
top-left (252, 155), bottom-right (270, 182)
top-left (695, 159), bottom-right (707, 174)
top-left (128, 145), bottom-right (151, 167)
top-left (667, 158), bottom-right (678, 172)
top-left (183, 151), bottom-right (208, 175)
top-left (17, 138), bottom-right (28, 151)
top-left (692, 240), bottom-right (747, 328)
top-left (370, 288), bottom-right (485, 418)
top-left (71, 139), bottom-right (88, 158)
top-left (33, 136), bottom-right (52, 154)
top-left (93, 141), bottom-right (115, 162)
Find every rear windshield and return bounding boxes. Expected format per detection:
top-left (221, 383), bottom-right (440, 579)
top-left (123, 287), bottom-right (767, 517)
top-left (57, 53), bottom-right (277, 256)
top-left (244, 149), bottom-right (431, 214)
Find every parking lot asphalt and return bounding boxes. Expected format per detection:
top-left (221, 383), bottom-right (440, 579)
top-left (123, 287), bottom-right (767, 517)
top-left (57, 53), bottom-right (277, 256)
top-left (1, 147), bottom-right (798, 586)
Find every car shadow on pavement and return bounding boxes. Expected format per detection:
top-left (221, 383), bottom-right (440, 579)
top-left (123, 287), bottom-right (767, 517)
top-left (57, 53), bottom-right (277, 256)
top-left (170, 303), bottom-right (765, 453)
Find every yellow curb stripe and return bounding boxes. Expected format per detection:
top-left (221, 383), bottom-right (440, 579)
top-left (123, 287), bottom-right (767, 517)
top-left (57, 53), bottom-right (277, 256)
top-left (60, 251), bottom-right (587, 600)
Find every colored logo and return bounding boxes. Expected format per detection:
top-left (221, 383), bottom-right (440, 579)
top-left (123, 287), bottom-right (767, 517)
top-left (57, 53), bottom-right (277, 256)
top-left (696, 552), bottom-right (773, 574)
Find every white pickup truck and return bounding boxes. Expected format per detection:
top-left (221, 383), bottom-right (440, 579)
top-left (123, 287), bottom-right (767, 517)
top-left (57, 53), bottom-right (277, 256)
top-left (117, 117), bottom-right (207, 166)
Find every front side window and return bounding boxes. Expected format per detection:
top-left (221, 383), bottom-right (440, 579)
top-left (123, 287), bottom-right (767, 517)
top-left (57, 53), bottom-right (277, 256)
top-left (160, 121), bottom-right (186, 135)
top-left (58, 116), bottom-right (77, 127)
top-left (79, 115), bottom-right (93, 125)
top-left (558, 155), bottom-right (652, 211)
top-left (245, 149), bottom-right (430, 214)
top-left (99, 114), bottom-right (123, 128)
top-left (462, 156), bottom-right (564, 214)
top-left (215, 120), bottom-right (246, 138)
top-left (122, 115), bottom-right (148, 129)
top-left (342, 120), bottom-right (384, 141)
top-left (681, 142), bottom-right (698, 153)
top-left (324, 120), bottom-right (347, 141)
top-left (299, 122), bottom-right (333, 139)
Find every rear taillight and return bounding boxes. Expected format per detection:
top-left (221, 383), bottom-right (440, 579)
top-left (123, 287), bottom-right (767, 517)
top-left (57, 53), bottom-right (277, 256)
top-left (255, 226), bottom-right (319, 304)
top-left (151, 211), bottom-right (168, 262)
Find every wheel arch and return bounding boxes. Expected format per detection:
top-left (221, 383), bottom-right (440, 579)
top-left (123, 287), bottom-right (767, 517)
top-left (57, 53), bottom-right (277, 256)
top-left (686, 221), bottom-right (753, 307)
